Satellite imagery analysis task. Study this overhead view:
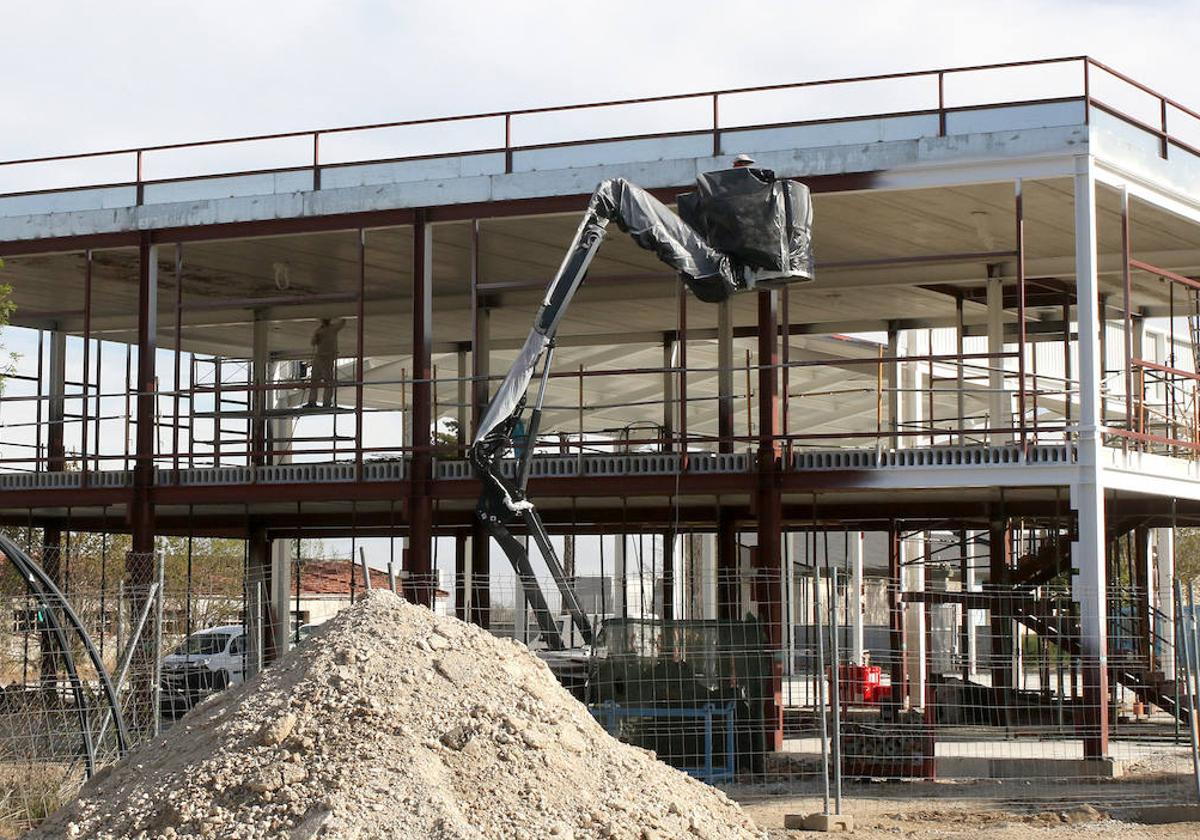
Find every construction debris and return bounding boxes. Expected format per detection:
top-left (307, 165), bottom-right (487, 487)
top-left (30, 591), bottom-right (763, 839)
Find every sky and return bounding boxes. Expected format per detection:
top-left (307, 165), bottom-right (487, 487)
top-left (1, 0), bottom-right (1197, 608)
top-left (0, 1), bottom-right (1196, 166)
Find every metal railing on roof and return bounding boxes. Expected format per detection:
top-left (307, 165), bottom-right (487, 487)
top-left (1, 57), bottom-right (1196, 206)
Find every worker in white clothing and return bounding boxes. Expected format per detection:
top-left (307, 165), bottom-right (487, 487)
top-left (306, 317), bottom-right (345, 407)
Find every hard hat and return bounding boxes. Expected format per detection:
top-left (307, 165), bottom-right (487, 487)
top-left (731, 154), bottom-right (755, 167)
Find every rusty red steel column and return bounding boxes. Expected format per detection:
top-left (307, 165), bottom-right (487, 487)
top-left (1159, 97), bottom-right (1169, 159)
top-left (80, 250), bottom-right (92, 487)
top-left (1121, 189), bottom-right (1134, 447)
top-left (172, 245), bottom-right (184, 472)
top-left (312, 133), bottom-right (321, 190)
top-left (131, 237), bottom-right (158, 556)
top-left (247, 525), bottom-right (276, 667)
top-left (754, 287), bottom-right (784, 753)
top-left (989, 515), bottom-right (1014, 729)
top-left (677, 286), bottom-right (689, 459)
top-left (716, 508), bottom-right (738, 621)
top-left (407, 211), bottom-right (434, 607)
top-left (1083, 58), bottom-right (1091, 125)
top-left (40, 316), bottom-right (66, 680)
top-left (887, 522), bottom-right (905, 715)
top-left (937, 71), bottom-right (947, 137)
top-left (468, 219), bottom-right (491, 627)
top-left (711, 93), bottom-right (720, 157)
top-left (780, 287), bottom-right (790, 463)
top-left (454, 533), bottom-right (468, 621)
top-left (1016, 180), bottom-right (1028, 448)
top-left (355, 229), bottom-right (366, 478)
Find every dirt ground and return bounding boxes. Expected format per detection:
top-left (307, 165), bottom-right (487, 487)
top-left (736, 786), bottom-right (1200, 839)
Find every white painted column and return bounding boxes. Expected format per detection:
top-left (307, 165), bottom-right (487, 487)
top-left (702, 534), bottom-right (718, 620)
top-left (271, 540), bottom-right (292, 652)
top-left (614, 534), bottom-right (628, 618)
top-left (900, 331), bottom-right (922, 448)
top-left (1154, 528), bottom-right (1175, 680)
top-left (253, 318), bottom-right (294, 655)
top-left (1152, 331), bottom-right (1167, 438)
top-left (47, 329), bottom-right (66, 462)
top-left (851, 531), bottom-right (865, 665)
top-left (987, 271), bottom-right (1010, 443)
top-left (268, 362), bottom-right (298, 461)
top-left (456, 348), bottom-right (469, 447)
top-left (739, 533), bottom-right (756, 616)
top-left (1071, 155), bottom-right (1109, 758)
top-left (966, 530), bottom-right (979, 676)
top-left (903, 532), bottom-right (927, 709)
top-left (886, 327), bottom-right (901, 449)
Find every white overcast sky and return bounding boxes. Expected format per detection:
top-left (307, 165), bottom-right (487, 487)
top-left (1, 0), bottom-right (1196, 163)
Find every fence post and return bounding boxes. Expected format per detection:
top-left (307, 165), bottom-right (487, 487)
top-left (153, 551), bottom-right (165, 737)
top-left (1175, 579), bottom-right (1200, 802)
top-left (829, 567), bottom-right (843, 815)
top-left (814, 564), bottom-right (830, 815)
top-left (1187, 584), bottom-right (1200, 801)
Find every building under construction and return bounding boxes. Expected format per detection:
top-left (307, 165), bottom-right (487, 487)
top-left (2, 56), bottom-right (1200, 795)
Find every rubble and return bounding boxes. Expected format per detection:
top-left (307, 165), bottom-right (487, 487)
top-left (31, 591), bottom-right (763, 839)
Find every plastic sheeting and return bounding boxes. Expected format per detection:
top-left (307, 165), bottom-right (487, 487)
top-left (678, 167), bottom-right (814, 280)
top-left (592, 177), bottom-right (737, 304)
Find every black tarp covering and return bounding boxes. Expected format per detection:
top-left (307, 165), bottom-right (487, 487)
top-left (678, 166), bottom-right (814, 280)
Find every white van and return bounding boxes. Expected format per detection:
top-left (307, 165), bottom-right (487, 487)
top-left (160, 625), bottom-right (247, 713)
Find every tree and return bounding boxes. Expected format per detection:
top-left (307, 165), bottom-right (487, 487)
top-left (1174, 528), bottom-right (1200, 582)
top-left (0, 258), bottom-right (15, 390)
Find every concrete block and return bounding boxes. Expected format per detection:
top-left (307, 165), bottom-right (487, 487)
top-left (783, 812), bottom-right (854, 832)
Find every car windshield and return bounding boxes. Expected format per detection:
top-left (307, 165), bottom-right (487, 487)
top-left (174, 632), bottom-right (231, 656)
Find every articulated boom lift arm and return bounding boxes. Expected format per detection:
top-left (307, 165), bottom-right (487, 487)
top-left (470, 170), bottom-right (812, 650)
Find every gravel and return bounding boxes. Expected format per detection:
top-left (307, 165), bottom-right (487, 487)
top-left (29, 590), bottom-right (763, 839)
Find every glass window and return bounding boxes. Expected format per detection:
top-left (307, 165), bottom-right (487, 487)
top-left (174, 632), bottom-right (231, 656)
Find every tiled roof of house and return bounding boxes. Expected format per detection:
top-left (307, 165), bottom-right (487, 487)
top-left (297, 559), bottom-right (448, 598)
top-left (298, 560), bottom-right (393, 596)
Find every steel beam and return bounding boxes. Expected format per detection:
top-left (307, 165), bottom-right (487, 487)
top-left (718, 298), bottom-right (734, 453)
top-left (989, 517), bottom-right (1014, 727)
top-left (469, 218), bottom-right (491, 627)
top-left (755, 289), bottom-right (784, 752)
top-left (408, 214), bottom-right (434, 606)
top-left (716, 508), bottom-right (738, 620)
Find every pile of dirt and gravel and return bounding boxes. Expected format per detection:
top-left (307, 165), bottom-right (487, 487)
top-left (30, 590), bottom-right (763, 840)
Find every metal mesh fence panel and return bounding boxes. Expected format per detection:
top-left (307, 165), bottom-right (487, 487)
top-left (2, 543), bottom-right (1199, 830)
top-left (0, 547), bottom-right (244, 833)
top-left (447, 568), bottom-right (1200, 811)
